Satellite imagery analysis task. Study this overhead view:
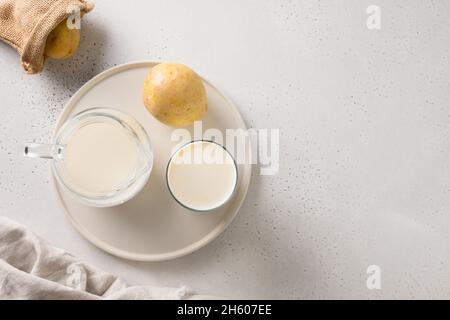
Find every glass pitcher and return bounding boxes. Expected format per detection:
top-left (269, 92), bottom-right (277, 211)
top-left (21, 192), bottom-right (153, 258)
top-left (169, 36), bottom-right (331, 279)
top-left (24, 108), bottom-right (153, 207)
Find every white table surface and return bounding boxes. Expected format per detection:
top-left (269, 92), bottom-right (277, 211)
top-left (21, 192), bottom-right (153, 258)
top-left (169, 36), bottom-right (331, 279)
top-left (1, 0), bottom-right (449, 299)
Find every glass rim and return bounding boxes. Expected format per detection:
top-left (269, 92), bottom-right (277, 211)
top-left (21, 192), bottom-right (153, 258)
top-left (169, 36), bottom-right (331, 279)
top-left (165, 140), bottom-right (239, 213)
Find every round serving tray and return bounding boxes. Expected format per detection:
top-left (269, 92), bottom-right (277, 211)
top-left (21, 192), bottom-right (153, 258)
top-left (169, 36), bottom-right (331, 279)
top-left (52, 61), bottom-right (252, 261)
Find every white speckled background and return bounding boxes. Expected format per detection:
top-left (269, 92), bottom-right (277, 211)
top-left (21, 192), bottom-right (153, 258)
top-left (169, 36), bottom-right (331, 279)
top-left (1, 0), bottom-right (450, 299)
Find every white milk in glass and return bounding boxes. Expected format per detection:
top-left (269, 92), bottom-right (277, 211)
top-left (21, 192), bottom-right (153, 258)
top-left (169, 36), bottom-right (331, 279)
top-left (64, 122), bottom-right (141, 195)
top-left (167, 141), bottom-right (237, 211)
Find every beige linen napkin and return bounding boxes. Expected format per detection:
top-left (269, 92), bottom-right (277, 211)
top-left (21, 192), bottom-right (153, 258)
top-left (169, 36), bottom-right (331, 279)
top-left (0, 0), bottom-right (93, 74)
top-left (0, 216), bottom-right (212, 299)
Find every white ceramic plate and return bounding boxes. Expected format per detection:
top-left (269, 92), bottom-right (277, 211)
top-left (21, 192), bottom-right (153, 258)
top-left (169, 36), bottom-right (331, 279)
top-left (52, 61), bottom-right (252, 261)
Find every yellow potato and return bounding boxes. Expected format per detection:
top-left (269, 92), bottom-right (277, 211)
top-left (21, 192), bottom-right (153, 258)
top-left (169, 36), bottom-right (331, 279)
top-left (142, 63), bottom-right (207, 127)
top-left (44, 19), bottom-right (80, 60)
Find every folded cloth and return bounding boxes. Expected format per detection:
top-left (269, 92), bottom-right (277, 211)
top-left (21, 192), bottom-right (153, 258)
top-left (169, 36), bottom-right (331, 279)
top-left (0, 216), bottom-right (211, 300)
top-left (0, 0), bottom-right (93, 74)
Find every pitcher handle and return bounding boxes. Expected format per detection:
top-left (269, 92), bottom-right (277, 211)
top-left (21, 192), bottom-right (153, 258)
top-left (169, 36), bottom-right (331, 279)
top-left (24, 143), bottom-right (64, 160)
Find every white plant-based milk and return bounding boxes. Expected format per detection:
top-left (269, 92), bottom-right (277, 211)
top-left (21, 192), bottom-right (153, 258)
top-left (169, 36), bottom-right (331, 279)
top-left (167, 141), bottom-right (237, 211)
top-left (64, 122), bottom-right (140, 195)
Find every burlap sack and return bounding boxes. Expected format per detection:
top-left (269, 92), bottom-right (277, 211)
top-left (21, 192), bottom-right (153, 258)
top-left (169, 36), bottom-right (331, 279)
top-left (0, 0), bottom-right (93, 74)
